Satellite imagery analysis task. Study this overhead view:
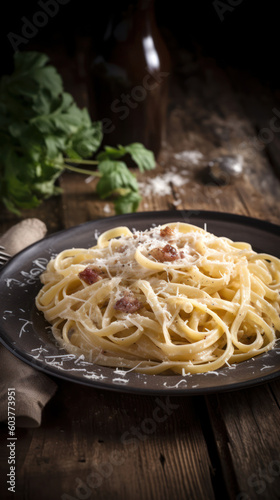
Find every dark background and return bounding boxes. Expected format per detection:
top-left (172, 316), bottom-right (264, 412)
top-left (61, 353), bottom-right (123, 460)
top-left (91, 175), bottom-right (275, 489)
top-left (0, 0), bottom-right (278, 88)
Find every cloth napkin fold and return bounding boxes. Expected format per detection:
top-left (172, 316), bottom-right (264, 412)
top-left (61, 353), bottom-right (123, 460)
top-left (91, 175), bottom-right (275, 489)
top-left (0, 219), bottom-right (57, 428)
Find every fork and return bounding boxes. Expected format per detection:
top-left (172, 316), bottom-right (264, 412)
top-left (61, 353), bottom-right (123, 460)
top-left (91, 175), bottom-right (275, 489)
top-left (0, 246), bottom-right (11, 268)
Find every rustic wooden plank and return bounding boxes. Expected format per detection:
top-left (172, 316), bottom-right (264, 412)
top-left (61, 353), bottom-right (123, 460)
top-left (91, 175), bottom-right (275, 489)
top-left (11, 383), bottom-right (215, 500)
top-left (206, 385), bottom-right (280, 500)
top-left (269, 378), bottom-right (280, 420)
top-left (227, 67), bottom-right (280, 180)
top-left (159, 57), bottom-right (280, 224)
top-left (59, 172), bottom-right (105, 228)
top-left (0, 195), bottom-right (64, 237)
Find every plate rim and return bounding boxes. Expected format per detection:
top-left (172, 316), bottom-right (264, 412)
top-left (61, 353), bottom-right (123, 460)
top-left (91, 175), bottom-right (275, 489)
top-left (1, 209), bottom-right (280, 270)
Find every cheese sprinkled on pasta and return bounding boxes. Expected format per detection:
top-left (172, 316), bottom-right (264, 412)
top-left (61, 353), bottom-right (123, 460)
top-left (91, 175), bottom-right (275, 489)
top-left (35, 222), bottom-right (280, 375)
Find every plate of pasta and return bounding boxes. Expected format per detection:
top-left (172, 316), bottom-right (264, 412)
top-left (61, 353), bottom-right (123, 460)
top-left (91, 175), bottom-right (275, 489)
top-left (0, 210), bottom-right (279, 395)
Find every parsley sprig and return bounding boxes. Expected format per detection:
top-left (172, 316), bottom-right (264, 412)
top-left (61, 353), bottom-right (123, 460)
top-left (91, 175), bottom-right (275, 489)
top-left (0, 52), bottom-right (155, 215)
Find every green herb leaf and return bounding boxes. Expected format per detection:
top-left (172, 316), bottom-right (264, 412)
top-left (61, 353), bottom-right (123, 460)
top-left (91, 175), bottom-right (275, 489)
top-left (97, 143), bottom-right (155, 172)
top-left (114, 191), bottom-right (142, 214)
top-left (96, 160), bottom-right (138, 199)
top-left (0, 51), bottom-right (154, 216)
top-left (0, 51), bottom-right (103, 213)
top-left (123, 143), bottom-right (155, 172)
top-left (70, 114), bottom-right (103, 158)
top-left (14, 51), bottom-right (49, 72)
top-left (97, 145), bottom-right (127, 162)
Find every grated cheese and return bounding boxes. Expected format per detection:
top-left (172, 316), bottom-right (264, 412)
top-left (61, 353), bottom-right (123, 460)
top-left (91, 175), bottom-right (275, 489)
top-left (173, 150), bottom-right (203, 164)
top-left (139, 169), bottom-right (189, 197)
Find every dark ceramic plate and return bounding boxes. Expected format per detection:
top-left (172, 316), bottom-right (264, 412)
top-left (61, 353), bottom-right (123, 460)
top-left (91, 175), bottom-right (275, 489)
top-left (0, 210), bottom-right (280, 395)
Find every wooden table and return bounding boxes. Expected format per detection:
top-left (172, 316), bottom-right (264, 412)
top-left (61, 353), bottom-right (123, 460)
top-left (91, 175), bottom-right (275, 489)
top-left (1, 40), bottom-right (280, 500)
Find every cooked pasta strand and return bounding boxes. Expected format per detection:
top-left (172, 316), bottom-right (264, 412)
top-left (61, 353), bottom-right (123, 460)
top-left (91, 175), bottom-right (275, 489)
top-left (35, 223), bottom-right (280, 374)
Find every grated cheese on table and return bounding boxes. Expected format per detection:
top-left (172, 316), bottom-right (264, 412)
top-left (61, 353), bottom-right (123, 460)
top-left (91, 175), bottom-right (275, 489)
top-left (139, 170), bottom-right (189, 197)
top-left (173, 150), bottom-right (204, 164)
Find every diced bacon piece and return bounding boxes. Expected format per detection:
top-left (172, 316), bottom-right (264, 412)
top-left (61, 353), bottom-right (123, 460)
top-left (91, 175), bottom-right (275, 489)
top-left (114, 293), bottom-right (143, 313)
top-left (117, 245), bottom-right (128, 253)
top-left (78, 267), bottom-right (105, 285)
top-left (149, 244), bottom-right (180, 262)
top-left (160, 226), bottom-right (174, 238)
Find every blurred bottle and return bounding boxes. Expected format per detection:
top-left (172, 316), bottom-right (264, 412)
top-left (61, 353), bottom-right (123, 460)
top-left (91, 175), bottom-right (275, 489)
top-left (88, 0), bottom-right (171, 158)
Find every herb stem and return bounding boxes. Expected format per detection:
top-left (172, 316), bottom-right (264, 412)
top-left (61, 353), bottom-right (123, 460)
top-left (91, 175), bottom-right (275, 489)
top-left (64, 158), bottom-right (99, 165)
top-left (64, 164), bottom-right (102, 177)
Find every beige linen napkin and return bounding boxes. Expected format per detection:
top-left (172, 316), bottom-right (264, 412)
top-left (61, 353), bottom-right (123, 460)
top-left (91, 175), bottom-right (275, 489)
top-left (0, 219), bottom-right (57, 428)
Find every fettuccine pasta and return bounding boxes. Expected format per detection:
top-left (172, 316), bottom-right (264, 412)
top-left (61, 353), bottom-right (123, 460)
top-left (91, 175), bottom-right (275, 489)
top-left (35, 222), bottom-right (280, 374)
